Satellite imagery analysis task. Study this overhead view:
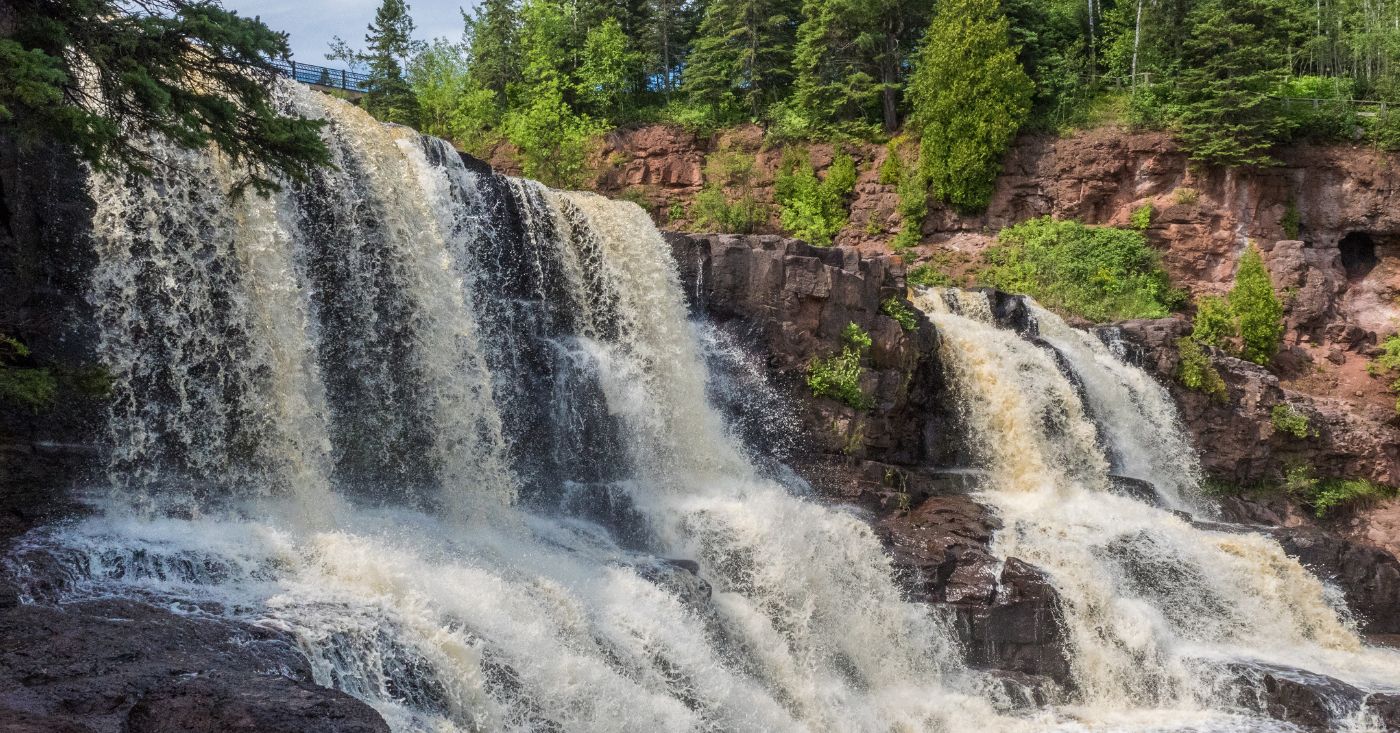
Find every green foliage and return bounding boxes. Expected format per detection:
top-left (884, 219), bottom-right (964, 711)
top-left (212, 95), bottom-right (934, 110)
top-left (790, 0), bottom-right (920, 133)
top-left (1174, 187), bottom-right (1200, 205)
top-left (682, 0), bottom-right (799, 118)
top-left (1191, 295), bottom-right (1237, 349)
top-left (1, 0), bottom-right (330, 195)
top-left (1176, 337), bottom-right (1228, 400)
top-left (1171, 0), bottom-right (1304, 166)
top-left (1270, 403), bottom-right (1314, 438)
top-left (1229, 245), bottom-right (1284, 365)
top-left (331, 0), bottom-right (423, 125)
top-left (980, 217), bottom-right (1179, 322)
top-left (1310, 478), bottom-right (1396, 518)
top-left (877, 140), bottom-right (902, 185)
top-left (892, 164), bottom-right (927, 250)
top-left (907, 0), bottom-right (1033, 211)
top-left (907, 263), bottom-right (954, 288)
top-left (0, 335), bottom-right (57, 410)
top-left (577, 18), bottom-right (643, 120)
top-left (408, 39), bottom-right (501, 156)
top-left (1130, 203), bottom-right (1154, 231)
top-left (502, 0), bottom-right (604, 187)
top-left (1281, 200), bottom-right (1302, 239)
top-left (881, 297), bottom-right (918, 331)
top-left (775, 149), bottom-right (856, 246)
top-left (1368, 334), bottom-right (1400, 413)
top-left (807, 323), bottom-right (873, 409)
top-left (692, 150), bottom-right (765, 233)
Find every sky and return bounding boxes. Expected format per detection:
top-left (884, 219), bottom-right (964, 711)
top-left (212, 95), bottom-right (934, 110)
top-left (228, 1), bottom-right (475, 66)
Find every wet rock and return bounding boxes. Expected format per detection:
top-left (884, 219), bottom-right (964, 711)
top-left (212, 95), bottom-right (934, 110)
top-left (1223, 662), bottom-right (1369, 732)
top-left (954, 558), bottom-right (1073, 686)
top-left (0, 599), bottom-right (388, 733)
top-left (980, 670), bottom-right (1063, 709)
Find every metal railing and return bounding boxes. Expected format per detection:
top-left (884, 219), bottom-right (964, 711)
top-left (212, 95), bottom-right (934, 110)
top-left (270, 60), bottom-right (370, 93)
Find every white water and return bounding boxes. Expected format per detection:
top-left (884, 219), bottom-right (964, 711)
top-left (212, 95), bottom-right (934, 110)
top-left (23, 84), bottom-right (1032, 732)
top-left (915, 288), bottom-right (1400, 730)
top-left (17, 81), bottom-right (1400, 732)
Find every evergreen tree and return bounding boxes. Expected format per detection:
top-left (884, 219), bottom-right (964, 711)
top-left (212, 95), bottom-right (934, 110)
top-left (463, 0), bottom-right (522, 111)
top-left (331, 0), bottom-right (422, 125)
top-left (1173, 0), bottom-right (1305, 166)
top-left (790, 0), bottom-right (921, 132)
top-left (907, 0), bottom-right (1032, 210)
top-left (682, 0), bottom-right (801, 119)
top-left (1228, 245), bottom-right (1285, 365)
top-left (645, 0), bottom-right (701, 100)
top-left (0, 0), bottom-right (329, 195)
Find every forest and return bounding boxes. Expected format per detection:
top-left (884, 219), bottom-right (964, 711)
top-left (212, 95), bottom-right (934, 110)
top-left (332, 0), bottom-right (1400, 205)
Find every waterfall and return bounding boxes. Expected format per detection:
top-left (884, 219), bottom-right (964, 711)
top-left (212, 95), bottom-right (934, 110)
top-left (20, 83), bottom-right (1026, 732)
top-left (16, 79), bottom-right (1400, 732)
top-left (915, 288), bottom-right (1400, 727)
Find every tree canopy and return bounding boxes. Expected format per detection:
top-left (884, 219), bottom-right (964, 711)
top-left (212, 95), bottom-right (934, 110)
top-left (1, 0), bottom-right (330, 194)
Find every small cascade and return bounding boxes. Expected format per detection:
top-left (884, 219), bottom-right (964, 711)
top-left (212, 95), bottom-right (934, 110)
top-left (915, 287), bottom-right (1400, 727)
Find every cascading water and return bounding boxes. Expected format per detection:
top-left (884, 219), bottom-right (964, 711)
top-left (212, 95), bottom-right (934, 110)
top-left (11, 83), bottom-right (1024, 732)
top-left (915, 287), bottom-right (1400, 730)
top-left (13, 79), bottom-right (1400, 732)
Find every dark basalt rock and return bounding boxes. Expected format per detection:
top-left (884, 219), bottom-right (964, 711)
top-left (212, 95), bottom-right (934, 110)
top-left (0, 599), bottom-right (389, 733)
top-left (1222, 662), bottom-right (1374, 732)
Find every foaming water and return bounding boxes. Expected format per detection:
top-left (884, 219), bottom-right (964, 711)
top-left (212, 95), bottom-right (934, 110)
top-left (43, 83), bottom-right (1029, 732)
top-left (915, 287), bottom-right (1400, 728)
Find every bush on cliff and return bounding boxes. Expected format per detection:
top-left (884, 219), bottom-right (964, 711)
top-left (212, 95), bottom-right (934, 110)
top-left (692, 151), bottom-right (765, 234)
top-left (980, 217), bottom-right (1180, 322)
top-left (807, 323), bottom-right (873, 409)
top-left (775, 148), bottom-right (857, 246)
top-left (1368, 334), bottom-right (1400, 414)
top-left (1229, 245), bottom-right (1284, 365)
top-left (1175, 337), bottom-right (1227, 401)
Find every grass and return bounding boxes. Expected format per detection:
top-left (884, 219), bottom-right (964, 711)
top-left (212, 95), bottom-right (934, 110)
top-left (807, 323), bottom-right (874, 409)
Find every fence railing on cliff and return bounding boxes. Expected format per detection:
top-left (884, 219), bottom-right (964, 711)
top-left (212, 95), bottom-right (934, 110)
top-left (270, 60), bottom-right (370, 94)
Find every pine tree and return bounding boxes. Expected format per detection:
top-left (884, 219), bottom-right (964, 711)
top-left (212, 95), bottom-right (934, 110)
top-left (1228, 245), bottom-right (1285, 365)
top-left (1173, 0), bottom-right (1305, 166)
top-left (331, 0), bottom-right (422, 125)
top-left (0, 0), bottom-right (329, 195)
top-left (682, 0), bottom-right (801, 119)
top-left (907, 0), bottom-right (1032, 210)
top-left (464, 0), bottom-right (522, 110)
top-left (790, 0), bottom-right (921, 132)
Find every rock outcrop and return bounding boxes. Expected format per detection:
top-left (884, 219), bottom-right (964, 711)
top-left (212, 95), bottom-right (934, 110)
top-left (0, 598), bottom-right (388, 733)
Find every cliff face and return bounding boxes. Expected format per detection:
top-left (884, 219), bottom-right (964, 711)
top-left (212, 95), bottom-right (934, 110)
top-left (598, 124), bottom-right (1400, 545)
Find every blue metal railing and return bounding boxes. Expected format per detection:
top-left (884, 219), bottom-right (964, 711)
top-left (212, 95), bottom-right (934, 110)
top-left (270, 60), bottom-right (370, 93)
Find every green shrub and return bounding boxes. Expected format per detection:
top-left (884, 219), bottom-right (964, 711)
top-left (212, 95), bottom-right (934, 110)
top-left (1279, 76), bottom-right (1358, 141)
top-left (908, 263), bottom-right (955, 288)
top-left (0, 335), bottom-right (57, 410)
top-left (775, 149), bottom-right (857, 246)
top-left (1130, 203), bottom-right (1154, 231)
top-left (667, 202), bottom-right (685, 222)
top-left (881, 297), bottom-right (918, 331)
top-left (692, 150), bottom-right (765, 233)
top-left (807, 323), bottom-right (874, 409)
top-left (892, 164), bottom-right (928, 251)
top-left (878, 140), bottom-right (903, 185)
top-left (1229, 245), bottom-right (1284, 365)
top-left (1368, 334), bottom-right (1400, 413)
top-left (1191, 295), bottom-right (1237, 350)
top-left (1281, 200), bottom-right (1301, 239)
top-left (1270, 403), bottom-right (1314, 439)
top-left (1176, 337), bottom-right (1228, 400)
top-left (979, 217), bottom-right (1178, 322)
top-left (1310, 478), bottom-right (1395, 518)
top-left (1174, 187), bottom-right (1200, 205)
